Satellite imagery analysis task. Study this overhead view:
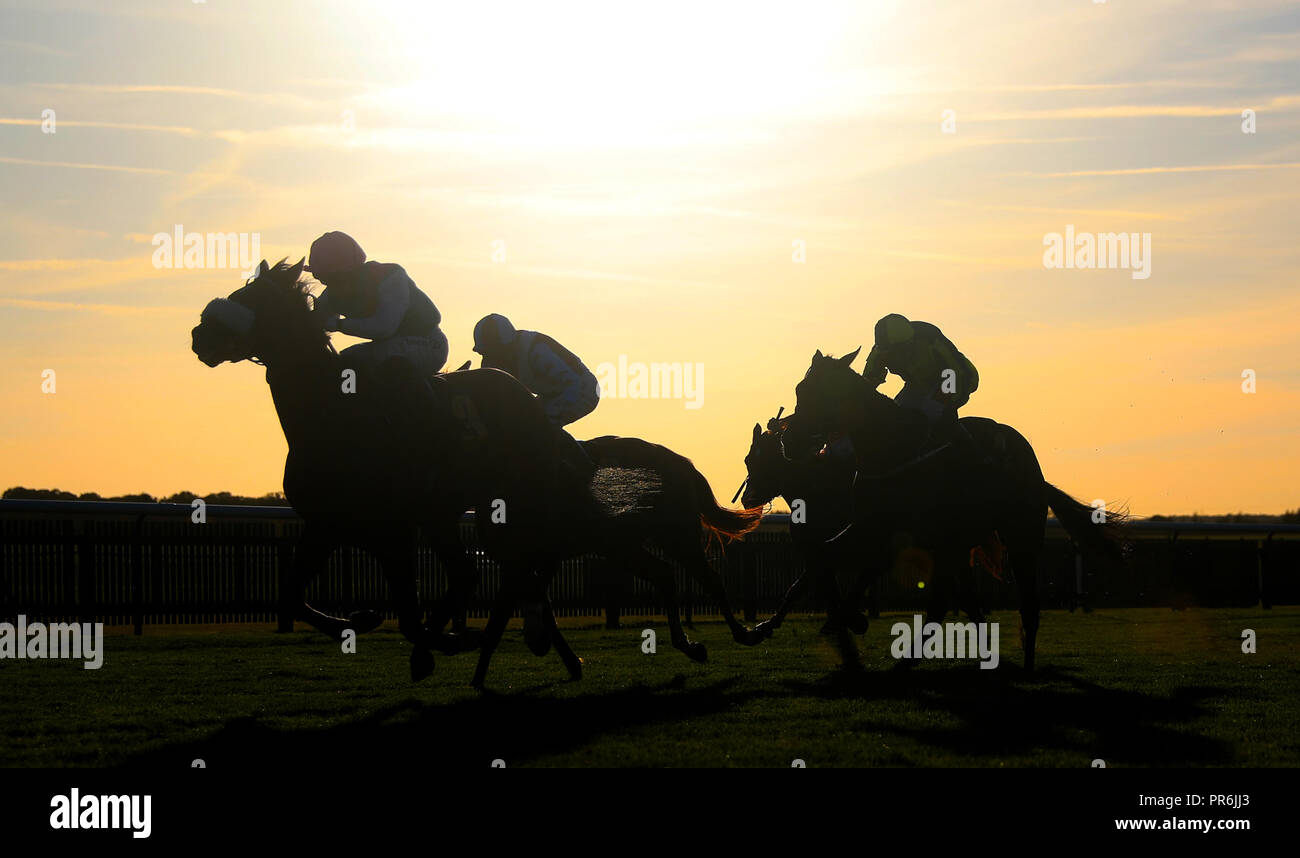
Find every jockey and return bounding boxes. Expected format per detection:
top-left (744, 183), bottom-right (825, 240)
top-left (472, 314), bottom-right (599, 428)
top-left (306, 231), bottom-right (448, 382)
top-left (861, 313), bottom-right (986, 461)
top-left (472, 313), bottom-right (598, 476)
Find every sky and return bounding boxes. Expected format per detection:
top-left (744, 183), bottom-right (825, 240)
top-left (0, 0), bottom-right (1298, 515)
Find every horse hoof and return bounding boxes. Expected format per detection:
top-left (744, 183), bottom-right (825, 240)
top-left (432, 633), bottom-right (462, 655)
top-left (685, 642), bottom-right (708, 663)
top-left (457, 629), bottom-right (483, 650)
top-left (348, 610), bottom-right (383, 634)
top-left (844, 612), bottom-right (869, 635)
top-left (740, 629), bottom-right (765, 647)
top-left (525, 632), bottom-right (552, 657)
top-left (410, 648), bottom-right (435, 682)
top-left (565, 661), bottom-right (583, 682)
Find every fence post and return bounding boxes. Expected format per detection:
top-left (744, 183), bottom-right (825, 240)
top-left (77, 520), bottom-right (95, 627)
top-left (1259, 535), bottom-right (1272, 610)
top-left (276, 523), bottom-right (294, 632)
top-left (61, 519), bottom-right (76, 623)
top-left (603, 558), bottom-right (621, 630)
top-left (131, 515), bottom-right (145, 635)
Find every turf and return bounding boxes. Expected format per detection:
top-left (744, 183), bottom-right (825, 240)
top-left (2, 608), bottom-right (1296, 767)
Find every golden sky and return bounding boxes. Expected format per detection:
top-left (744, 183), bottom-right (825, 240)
top-left (1, 0), bottom-right (1298, 514)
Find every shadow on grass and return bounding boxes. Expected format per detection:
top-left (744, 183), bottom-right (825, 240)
top-left (120, 676), bottom-right (752, 770)
top-left (117, 644), bottom-right (1242, 768)
top-left (777, 662), bottom-right (1240, 766)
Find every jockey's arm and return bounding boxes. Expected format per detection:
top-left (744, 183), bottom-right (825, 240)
top-left (311, 291), bottom-right (340, 331)
top-left (528, 342), bottom-right (583, 422)
top-left (337, 271), bottom-right (410, 340)
top-left (861, 344), bottom-right (889, 387)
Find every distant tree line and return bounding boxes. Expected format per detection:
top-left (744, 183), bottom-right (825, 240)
top-left (2, 487), bottom-right (289, 506)
top-left (1147, 510), bottom-right (1300, 524)
top-left (4, 487), bottom-right (1299, 521)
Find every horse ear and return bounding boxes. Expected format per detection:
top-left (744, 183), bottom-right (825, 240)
top-left (287, 257), bottom-right (305, 281)
top-left (753, 422), bottom-right (762, 440)
top-left (841, 346), bottom-right (862, 366)
top-left (257, 260), bottom-right (270, 277)
top-left (813, 349), bottom-right (824, 360)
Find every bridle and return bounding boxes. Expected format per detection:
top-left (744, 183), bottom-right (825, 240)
top-left (731, 406), bottom-right (785, 505)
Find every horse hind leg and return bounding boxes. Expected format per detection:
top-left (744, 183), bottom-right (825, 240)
top-left (1013, 551), bottom-right (1040, 672)
top-left (625, 550), bottom-right (707, 663)
top-left (542, 599), bottom-right (582, 681)
top-left (521, 566), bottom-right (555, 658)
top-left (670, 539), bottom-right (762, 647)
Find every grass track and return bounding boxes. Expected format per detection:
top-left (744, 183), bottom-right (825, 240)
top-left (2, 608), bottom-right (1297, 767)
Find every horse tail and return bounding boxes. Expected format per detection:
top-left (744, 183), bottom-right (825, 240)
top-left (1045, 482), bottom-right (1130, 567)
top-left (692, 466), bottom-right (762, 548)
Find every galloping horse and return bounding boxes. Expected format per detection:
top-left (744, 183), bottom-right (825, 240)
top-left (780, 349), bottom-right (1128, 671)
top-left (191, 260), bottom-right (763, 687)
top-left (192, 259), bottom-right (573, 680)
top-left (739, 417), bottom-right (872, 638)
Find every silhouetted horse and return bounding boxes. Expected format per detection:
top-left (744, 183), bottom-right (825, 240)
top-left (191, 260), bottom-right (762, 687)
top-left (739, 417), bottom-right (873, 637)
top-left (468, 435), bottom-right (765, 688)
top-left (780, 349), bottom-right (1128, 671)
top-left (742, 412), bottom-right (1016, 661)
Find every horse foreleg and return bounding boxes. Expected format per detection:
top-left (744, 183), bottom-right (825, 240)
top-left (379, 543), bottom-right (435, 682)
top-left (814, 566), bottom-right (847, 634)
top-left (471, 573), bottom-right (517, 689)
top-left (756, 568), bottom-right (812, 639)
top-left (837, 564), bottom-right (875, 634)
top-left (424, 519), bottom-right (478, 639)
top-left (291, 524), bottom-right (372, 640)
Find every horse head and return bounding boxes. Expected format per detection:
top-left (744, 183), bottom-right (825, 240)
top-left (191, 258), bottom-right (329, 368)
top-left (781, 348), bottom-right (864, 460)
top-left (740, 419), bottom-right (790, 509)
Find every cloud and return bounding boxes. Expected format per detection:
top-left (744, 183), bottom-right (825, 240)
top-left (939, 200), bottom-right (1186, 222)
top-left (0, 156), bottom-right (174, 174)
top-left (1014, 162), bottom-right (1300, 177)
top-left (0, 118), bottom-right (200, 136)
top-left (0, 39), bottom-right (74, 57)
top-left (0, 297), bottom-right (190, 316)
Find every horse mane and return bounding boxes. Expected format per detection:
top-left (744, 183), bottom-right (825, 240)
top-left (235, 259), bottom-right (335, 355)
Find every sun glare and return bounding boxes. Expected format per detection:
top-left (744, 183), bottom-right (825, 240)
top-left (359, 0), bottom-right (889, 143)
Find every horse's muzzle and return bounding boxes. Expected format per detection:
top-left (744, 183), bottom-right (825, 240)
top-left (191, 325), bottom-right (226, 367)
